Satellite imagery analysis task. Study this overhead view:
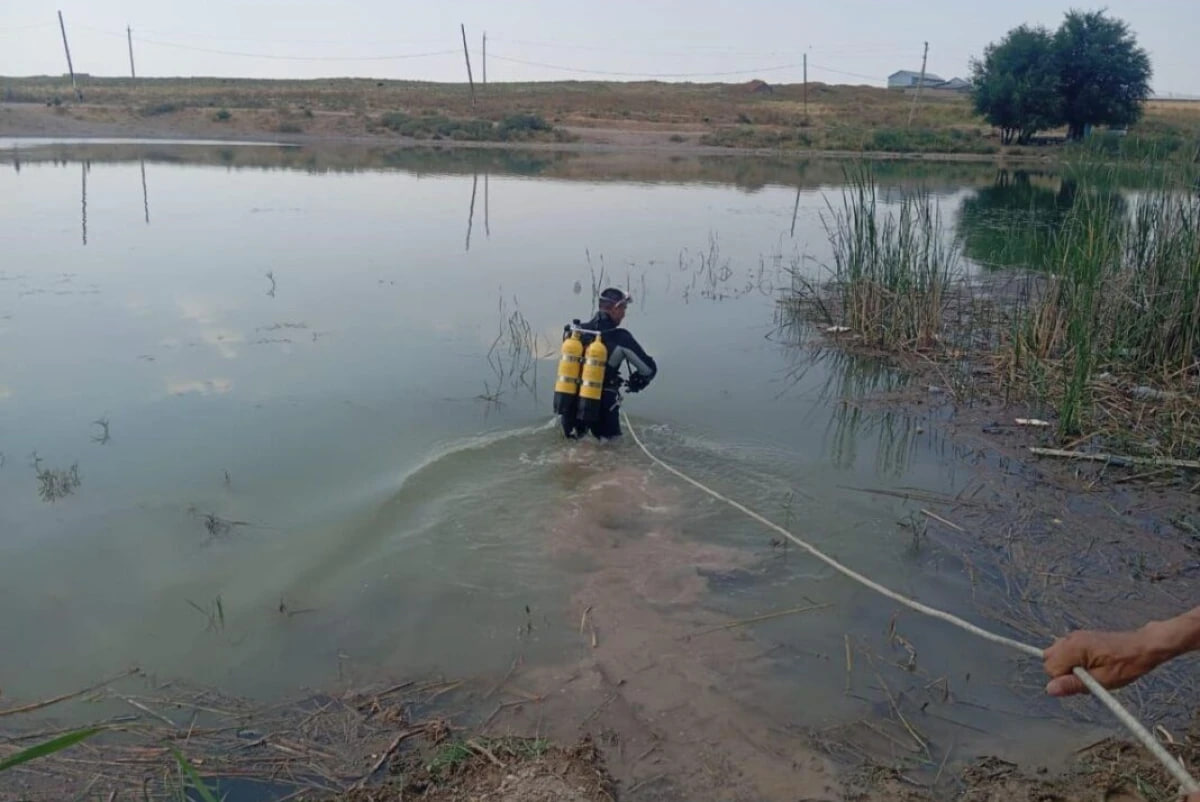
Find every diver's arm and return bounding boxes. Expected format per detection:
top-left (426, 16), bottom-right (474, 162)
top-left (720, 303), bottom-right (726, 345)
top-left (616, 331), bottom-right (657, 379)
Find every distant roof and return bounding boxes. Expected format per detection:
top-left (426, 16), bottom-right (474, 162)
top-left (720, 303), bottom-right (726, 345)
top-left (889, 70), bottom-right (946, 82)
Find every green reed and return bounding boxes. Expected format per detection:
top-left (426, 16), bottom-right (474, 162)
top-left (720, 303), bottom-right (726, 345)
top-left (1010, 179), bottom-right (1200, 441)
top-left (794, 163), bottom-right (1200, 457)
top-left (820, 169), bottom-right (959, 350)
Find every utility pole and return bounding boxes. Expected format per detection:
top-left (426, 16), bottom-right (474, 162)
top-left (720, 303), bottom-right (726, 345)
top-left (908, 41), bottom-right (929, 128)
top-left (57, 10), bottom-right (81, 101)
top-left (482, 31), bottom-right (487, 88)
top-left (127, 25), bottom-right (136, 79)
top-left (803, 53), bottom-right (808, 120)
top-left (460, 24), bottom-right (476, 106)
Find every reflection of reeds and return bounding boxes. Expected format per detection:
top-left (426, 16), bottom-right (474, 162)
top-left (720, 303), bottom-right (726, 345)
top-left (185, 595), bottom-right (225, 633)
top-left (479, 294), bottom-right (541, 406)
top-left (586, 250), bottom-right (606, 307)
top-left (30, 452), bottom-right (82, 503)
top-left (187, 506), bottom-right (251, 539)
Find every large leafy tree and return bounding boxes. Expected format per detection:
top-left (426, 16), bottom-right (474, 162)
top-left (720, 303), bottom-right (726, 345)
top-left (971, 10), bottom-right (1152, 143)
top-left (970, 25), bottom-right (1061, 145)
top-left (1054, 10), bottom-right (1152, 140)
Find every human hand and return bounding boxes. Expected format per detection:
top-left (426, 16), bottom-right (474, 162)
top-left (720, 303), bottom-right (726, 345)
top-left (625, 374), bottom-right (650, 393)
top-left (1187, 792), bottom-right (1200, 802)
top-left (1043, 628), bottom-right (1172, 697)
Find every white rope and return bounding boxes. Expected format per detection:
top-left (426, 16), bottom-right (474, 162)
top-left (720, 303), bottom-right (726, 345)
top-left (622, 414), bottom-right (1200, 795)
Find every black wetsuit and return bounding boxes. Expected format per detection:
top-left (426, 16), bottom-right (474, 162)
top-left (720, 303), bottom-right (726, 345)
top-left (561, 311), bottom-right (657, 440)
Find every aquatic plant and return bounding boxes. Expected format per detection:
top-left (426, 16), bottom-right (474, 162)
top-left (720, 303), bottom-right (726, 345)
top-left (812, 168), bottom-right (959, 350)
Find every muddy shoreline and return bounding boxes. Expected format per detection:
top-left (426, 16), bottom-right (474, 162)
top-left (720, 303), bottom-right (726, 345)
top-left (1, 102), bottom-right (1059, 165)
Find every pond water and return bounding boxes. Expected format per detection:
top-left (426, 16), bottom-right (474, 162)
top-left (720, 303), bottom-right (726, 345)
top-left (0, 143), bottom-right (1118, 774)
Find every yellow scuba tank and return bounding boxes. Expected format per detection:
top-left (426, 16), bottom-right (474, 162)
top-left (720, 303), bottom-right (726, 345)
top-left (575, 333), bottom-right (608, 423)
top-left (552, 330), bottom-right (584, 416)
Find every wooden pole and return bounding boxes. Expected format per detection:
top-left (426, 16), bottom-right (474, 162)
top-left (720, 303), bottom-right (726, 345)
top-left (908, 41), bottom-right (929, 128)
top-left (802, 53), bottom-right (808, 120)
top-left (460, 24), bottom-right (476, 106)
top-left (482, 32), bottom-right (487, 87)
top-left (127, 25), bottom-right (136, 79)
top-left (465, 172), bottom-right (478, 251)
top-left (57, 10), bottom-right (81, 101)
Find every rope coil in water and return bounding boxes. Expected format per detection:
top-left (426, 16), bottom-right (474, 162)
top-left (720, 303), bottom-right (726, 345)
top-left (622, 414), bottom-right (1200, 795)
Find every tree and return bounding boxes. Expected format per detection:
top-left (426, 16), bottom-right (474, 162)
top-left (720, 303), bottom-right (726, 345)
top-left (1053, 10), bottom-right (1152, 141)
top-left (970, 25), bottom-right (1061, 145)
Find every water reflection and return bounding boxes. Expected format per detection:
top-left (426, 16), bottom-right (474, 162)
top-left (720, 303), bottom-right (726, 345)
top-left (140, 159), bottom-right (149, 224)
top-left (4, 140), bottom-right (1003, 192)
top-left (80, 161), bottom-right (87, 246)
top-left (30, 451), bottom-right (82, 503)
top-left (957, 170), bottom-right (1126, 271)
top-left (465, 172), bottom-right (478, 251)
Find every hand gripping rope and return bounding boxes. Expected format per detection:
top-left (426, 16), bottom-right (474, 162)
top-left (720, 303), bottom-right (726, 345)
top-left (623, 414), bottom-right (1199, 795)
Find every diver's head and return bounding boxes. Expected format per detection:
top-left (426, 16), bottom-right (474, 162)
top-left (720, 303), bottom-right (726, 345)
top-left (598, 287), bottom-right (632, 324)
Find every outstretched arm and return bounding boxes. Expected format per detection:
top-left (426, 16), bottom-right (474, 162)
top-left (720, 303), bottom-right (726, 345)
top-left (1044, 606), bottom-right (1200, 697)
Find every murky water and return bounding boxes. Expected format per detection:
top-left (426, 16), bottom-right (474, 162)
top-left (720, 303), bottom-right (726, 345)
top-left (0, 143), bottom-right (1111, 775)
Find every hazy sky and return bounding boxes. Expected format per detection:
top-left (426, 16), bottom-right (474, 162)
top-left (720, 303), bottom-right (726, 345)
top-left (3, 1), bottom-right (1197, 95)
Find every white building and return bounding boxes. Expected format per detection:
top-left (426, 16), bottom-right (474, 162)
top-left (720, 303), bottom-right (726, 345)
top-left (888, 70), bottom-right (945, 89)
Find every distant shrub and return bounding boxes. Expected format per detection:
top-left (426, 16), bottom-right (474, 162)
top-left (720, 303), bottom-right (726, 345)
top-left (496, 113), bottom-right (553, 140)
top-left (868, 126), bottom-right (996, 155)
top-left (668, 134), bottom-right (686, 143)
top-left (736, 112), bottom-right (753, 124)
top-left (141, 102), bottom-right (181, 116)
top-left (1072, 130), bottom-right (1185, 160)
top-left (701, 126), bottom-right (812, 149)
top-left (213, 108), bottom-right (232, 122)
top-left (277, 122), bottom-right (304, 134)
top-left (380, 111), bottom-right (558, 142)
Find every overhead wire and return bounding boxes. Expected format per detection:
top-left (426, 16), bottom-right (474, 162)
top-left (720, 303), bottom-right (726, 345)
top-left (73, 25), bottom-right (455, 62)
top-left (37, 21), bottom-right (904, 81)
top-left (486, 52), bottom-right (804, 79)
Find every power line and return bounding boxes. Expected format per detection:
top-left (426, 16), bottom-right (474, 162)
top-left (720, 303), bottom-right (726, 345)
top-left (487, 35), bottom-right (913, 65)
top-left (76, 26), bottom-right (456, 62)
top-left (0, 22), bottom-right (54, 35)
top-left (133, 37), bottom-right (458, 62)
top-left (487, 52), bottom-right (804, 78)
top-left (133, 28), bottom-right (448, 48)
top-left (807, 62), bottom-right (885, 82)
top-left (488, 36), bottom-right (798, 58)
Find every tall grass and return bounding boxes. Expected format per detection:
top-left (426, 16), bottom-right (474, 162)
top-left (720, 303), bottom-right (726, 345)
top-left (1010, 185), bottom-right (1200, 438)
top-left (794, 165), bottom-right (1200, 457)
top-left (817, 171), bottom-right (958, 350)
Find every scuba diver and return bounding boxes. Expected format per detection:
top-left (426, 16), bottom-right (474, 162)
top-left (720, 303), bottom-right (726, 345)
top-left (553, 287), bottom-right (657, 440)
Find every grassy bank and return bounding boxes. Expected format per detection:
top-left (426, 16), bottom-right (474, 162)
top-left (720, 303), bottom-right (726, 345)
top-left (4, 75), bottom-right (1197, 157)
top-left (787, 166), bottom-right (1200, 462)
